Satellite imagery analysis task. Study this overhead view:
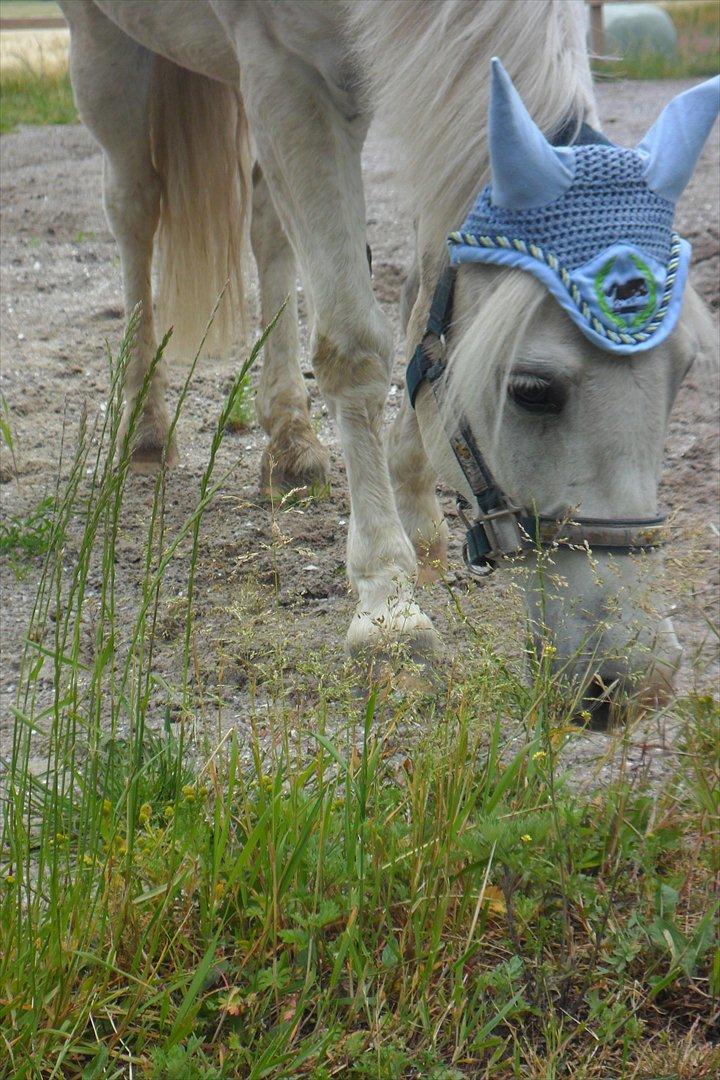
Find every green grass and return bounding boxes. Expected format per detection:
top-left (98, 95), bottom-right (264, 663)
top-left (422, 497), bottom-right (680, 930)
top-left (0, 494), bottom-right (61, 557)
top-left (0, 393), bottom-right (64, 567)
top-left (0, 317), bottom-right (718, 1078)
top-left (223, 373), bottom-right (255, 434)
top-left (0, 64), bottom-right (75, 134)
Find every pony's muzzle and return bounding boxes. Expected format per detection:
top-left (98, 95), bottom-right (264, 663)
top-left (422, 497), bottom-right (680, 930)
top-left (557, 616), bottom-right (682, 728)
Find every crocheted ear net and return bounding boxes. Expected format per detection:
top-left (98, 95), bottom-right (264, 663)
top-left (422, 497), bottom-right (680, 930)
top-left (447, 62), bottom-right (719, 355)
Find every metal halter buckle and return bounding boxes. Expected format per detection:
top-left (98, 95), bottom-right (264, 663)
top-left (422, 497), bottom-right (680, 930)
top-left (458, 499), bottom-right (527, 574)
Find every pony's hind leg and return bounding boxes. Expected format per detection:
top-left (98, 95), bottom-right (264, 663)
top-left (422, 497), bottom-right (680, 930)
top-left (251, 164), bottom-right (329, 495)
top-left (386, 393), bottom-right (448, 583)
top-left (64, 2), bottom-right (173, 470)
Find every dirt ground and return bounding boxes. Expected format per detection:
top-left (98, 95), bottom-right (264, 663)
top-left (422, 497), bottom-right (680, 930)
top-left (1, 79), bottom-right (718, 786)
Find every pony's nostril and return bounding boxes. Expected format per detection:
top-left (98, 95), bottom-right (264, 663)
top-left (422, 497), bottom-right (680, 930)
top-left (577, 670), bottom-right (621, 729)
top-left (592, 667), bottom-right (624, 697)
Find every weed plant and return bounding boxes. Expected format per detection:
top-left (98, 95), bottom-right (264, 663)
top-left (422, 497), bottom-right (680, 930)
top-left (224, 374), bottom-right (255, 435)
top-left (0, 311), bottom-right (718, 1078)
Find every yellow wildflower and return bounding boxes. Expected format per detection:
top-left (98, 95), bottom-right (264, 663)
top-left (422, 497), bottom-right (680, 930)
top-left (521, 834), bottom-right (532, 844)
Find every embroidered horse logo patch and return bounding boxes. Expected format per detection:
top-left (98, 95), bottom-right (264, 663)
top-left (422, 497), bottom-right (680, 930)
top-left (595, 252), bottom-right (657, 329)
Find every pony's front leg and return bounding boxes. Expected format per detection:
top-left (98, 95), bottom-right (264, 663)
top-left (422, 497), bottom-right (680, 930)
top-left (387, 266), bottom-right (448, 582)
top-left (228, 20), bottom-right (439, 660)
top-left (314, 333), bottom-right (438, 659)
top-left (251, 164), bottom-right (329, 496)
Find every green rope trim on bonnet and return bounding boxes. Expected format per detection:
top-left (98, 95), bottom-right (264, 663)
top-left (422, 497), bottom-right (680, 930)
top-left (446, 231), bottom-right (682, 347)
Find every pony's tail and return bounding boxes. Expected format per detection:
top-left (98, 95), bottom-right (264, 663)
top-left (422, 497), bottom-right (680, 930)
top-left (149, 57), bottom-right (252, 358)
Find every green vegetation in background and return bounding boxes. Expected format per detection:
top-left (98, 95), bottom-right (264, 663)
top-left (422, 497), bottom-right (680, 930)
top-left (595, 0), bottom-right (720, 79)
top-left (0, 65), bottom-right (75, 133)
top-left (0, 315), bottom-right (718, 1078)
top-left (223, 372), bottom-right (255, 434)
top-left (0, 494), bottom-right (60, 557)
top-left (0, 393), bottom-right (63, 569)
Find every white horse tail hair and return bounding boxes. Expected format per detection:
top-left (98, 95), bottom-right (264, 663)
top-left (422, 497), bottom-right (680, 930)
top-left (149, 56), bottom-right (252, 359)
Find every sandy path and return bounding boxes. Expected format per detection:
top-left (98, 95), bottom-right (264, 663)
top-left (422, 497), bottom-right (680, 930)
top-left (1, 79), bottom-right (718, 786)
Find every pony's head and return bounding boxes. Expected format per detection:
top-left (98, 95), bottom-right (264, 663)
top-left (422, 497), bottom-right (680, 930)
top-left (415, 62), bottom-right (718, 719)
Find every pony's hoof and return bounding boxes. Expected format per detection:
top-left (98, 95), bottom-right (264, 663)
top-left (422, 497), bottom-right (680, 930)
top-left (260, 426), bottom-right (330, 497)
top-left (124, 427), bottom-right (177, 475)
top-left (345, 599), bottom-right (443, 667)
top-left (120, 403), bottom-right (177, 474)
top-left (127, 435), bottom-right (178, 473)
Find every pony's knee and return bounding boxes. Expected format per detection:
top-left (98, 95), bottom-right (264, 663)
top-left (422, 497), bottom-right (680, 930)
top-left (312, 317), bottom-right (394, 417)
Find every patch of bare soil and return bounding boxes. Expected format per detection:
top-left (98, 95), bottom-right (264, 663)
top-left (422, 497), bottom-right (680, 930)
top-left (1, 80), bottom-right (718, 785)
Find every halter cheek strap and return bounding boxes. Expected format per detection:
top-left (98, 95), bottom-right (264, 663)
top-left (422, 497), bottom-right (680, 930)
top-left (406, 266), bottom-right (667, 574)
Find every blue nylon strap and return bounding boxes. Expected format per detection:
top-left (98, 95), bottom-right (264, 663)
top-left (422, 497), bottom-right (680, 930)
top-left (405, 267), bottom-right (507, 527)
top-left (464, 514), bottom-right (666, 565)
top-left (551, 119), bottom-right (612, 148)
top-left (465, 518), bottom-right (494, 564)
top-left (406, 345), bottom-right (431, 409)
top-left (426, 265), bottom-right (456, 337)
top-left (406, 266), bottom-right (456, 409)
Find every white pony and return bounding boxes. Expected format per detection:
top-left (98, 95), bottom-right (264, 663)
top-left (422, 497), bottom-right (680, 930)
top-left (59, 0), bottom-right (716, 716)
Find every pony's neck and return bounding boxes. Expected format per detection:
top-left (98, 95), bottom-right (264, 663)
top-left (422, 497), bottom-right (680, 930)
top-left (348, 0), bottom-right (599, 250)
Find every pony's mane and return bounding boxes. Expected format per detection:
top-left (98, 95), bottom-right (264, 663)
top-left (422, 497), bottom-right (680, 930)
top-left (345, 0), bottom-right (598, 246)
top-left (445, 269), bottom-right (554, 433)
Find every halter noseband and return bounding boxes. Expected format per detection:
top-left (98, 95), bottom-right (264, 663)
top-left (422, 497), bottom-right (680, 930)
top-left (405, 263), bottom-right (667, 575)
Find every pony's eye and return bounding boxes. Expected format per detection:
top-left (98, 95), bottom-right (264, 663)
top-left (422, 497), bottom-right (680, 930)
top-left (508, 373), bottom-right (565, 415)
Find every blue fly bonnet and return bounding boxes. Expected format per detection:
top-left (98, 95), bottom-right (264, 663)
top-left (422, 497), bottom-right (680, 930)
top-left (447, 60), bottom-right (720, 355)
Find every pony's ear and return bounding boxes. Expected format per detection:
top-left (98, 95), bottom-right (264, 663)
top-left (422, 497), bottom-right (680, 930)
top-left (489, 57), bottom-right (574, 210)
top-left (637, 75), bottom-right (720, 203)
